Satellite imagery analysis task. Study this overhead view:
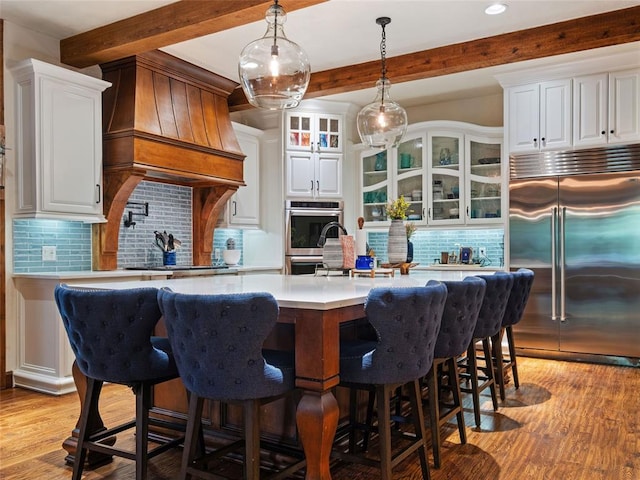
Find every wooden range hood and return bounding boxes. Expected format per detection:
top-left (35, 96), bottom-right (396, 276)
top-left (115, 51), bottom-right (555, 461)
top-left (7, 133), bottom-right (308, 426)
top-left (93, 50), bottom-right (245, 271)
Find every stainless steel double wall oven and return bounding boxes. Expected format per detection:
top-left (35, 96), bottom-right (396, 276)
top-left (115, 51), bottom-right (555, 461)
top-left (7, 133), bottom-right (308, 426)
top-left (285, 200), bottom-right (344, 275)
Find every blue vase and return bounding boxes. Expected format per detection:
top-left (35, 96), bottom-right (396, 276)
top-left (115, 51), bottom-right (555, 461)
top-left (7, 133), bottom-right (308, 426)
top-left (406, 240), bottom-right (414, 263)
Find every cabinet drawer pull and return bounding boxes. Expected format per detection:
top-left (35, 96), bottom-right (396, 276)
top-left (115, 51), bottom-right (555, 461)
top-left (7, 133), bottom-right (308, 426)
top-left (96, 184), bottom-right (101, 204)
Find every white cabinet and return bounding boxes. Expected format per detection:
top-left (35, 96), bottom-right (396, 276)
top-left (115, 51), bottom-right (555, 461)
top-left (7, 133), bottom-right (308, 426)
top-left (428, 131), bottom-right (464, 226)
top-left (285, 111), bottom-right (343, 198)
top-left (464, 134), bottom-right (504, 225)
top-left (286, 112), bottom-right (343, 153)
top-left (218, 123), bottom-right (263, 228)
top-left (361, 131), bottom-right (426, 225)
top-left (360, 121), bottom-right (504, 228)
top-left (286, 151), bottom-right (342, 198)
top-left (507, 79), bottom-right (572, 153)
top-left (573, 70), bottom-right (640, 147)
top-left (11, 58), bottom-right (111, 223)
top-left (609, 69), bottom-right (640, 144)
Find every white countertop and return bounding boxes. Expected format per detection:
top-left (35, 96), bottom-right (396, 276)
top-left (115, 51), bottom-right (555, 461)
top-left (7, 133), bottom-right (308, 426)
top-left (69, 270), bottom-right (498, 311)
top-left (11, 264), bottom-right (283, 280)
top-left (12, 270), bottom-right (173, 280)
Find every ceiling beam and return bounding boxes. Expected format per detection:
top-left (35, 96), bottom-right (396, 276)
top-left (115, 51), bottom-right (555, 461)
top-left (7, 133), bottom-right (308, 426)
top-left (60, 0), bottom-right (327, 68)
top-left (228, 5), bottom-right (640, 110)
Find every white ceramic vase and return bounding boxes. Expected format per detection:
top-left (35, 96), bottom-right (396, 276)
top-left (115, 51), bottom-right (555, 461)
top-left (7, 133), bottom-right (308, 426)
top-left (387, 219), bottom-right (408, 264)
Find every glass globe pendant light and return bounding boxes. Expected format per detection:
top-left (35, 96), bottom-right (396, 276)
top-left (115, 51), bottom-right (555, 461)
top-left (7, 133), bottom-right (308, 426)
top-left (238, 0), bottom-right (311, 110)
top-left (357, 17), bottom-right (408, 149)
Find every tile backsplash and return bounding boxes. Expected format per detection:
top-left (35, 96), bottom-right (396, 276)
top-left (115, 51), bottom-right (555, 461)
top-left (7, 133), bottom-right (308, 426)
top-left (367, 228), bottom-right (504, 267)
top-left (13, 181), bottom-right (244, 272)
top-left (13, 220), bottom-right (93, 272)
top-left (13, 181), bottom-right (502, 272)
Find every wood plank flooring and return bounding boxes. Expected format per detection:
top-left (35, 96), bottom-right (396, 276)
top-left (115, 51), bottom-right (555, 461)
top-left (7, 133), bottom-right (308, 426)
top-left (0, 357), bottom-right (638, 479)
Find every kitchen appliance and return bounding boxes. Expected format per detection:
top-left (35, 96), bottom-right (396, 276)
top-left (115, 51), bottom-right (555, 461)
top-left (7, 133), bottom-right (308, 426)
top-left (509, 148), bottom-right (640, 366)
top-left (285, 200), bottom-right (344, 274)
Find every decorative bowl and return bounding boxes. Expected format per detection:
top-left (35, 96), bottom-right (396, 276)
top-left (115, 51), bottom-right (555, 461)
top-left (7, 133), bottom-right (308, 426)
top-left (222, 250), bottom-right (241, 265)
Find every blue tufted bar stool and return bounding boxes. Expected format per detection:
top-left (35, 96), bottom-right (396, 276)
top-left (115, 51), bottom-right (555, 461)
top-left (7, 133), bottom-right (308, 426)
top-left (335, 284), bottom-right (447, 480)
top-left (457, 272), bottom-right (514, 428)
top-left (492, 268), bottom-right (535, 401)
top-left (157, 288), bottom-right (305, 480)
top-left (53, 284), bottom-right (184, 480)
top-left (424, 276), bottom-right (486, 468)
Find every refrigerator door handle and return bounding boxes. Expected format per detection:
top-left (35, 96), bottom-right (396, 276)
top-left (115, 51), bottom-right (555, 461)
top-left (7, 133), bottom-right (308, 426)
top-left (551, 207), bottom-right (558, 320)
top-left (559, 206), bottom-right (567, 322)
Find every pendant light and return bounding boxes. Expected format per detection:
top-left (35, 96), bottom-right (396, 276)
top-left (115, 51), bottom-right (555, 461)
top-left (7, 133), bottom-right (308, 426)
top-left (238, 0), bottom-right (311, 110)
top-left (357, 17), bottom-right (408, 150)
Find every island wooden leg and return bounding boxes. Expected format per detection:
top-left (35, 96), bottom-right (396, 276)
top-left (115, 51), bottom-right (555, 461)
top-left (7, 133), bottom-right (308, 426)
top-left (297, 390), bottom-right (339, 480)
top-left (62, 361), bottom-right (115, 468)
top-left (289, 307), bottom-right (359, 480)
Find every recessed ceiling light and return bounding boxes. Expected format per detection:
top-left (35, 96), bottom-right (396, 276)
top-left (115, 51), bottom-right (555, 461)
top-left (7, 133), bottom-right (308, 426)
top-left (485, 3), bottom-right (507, 15)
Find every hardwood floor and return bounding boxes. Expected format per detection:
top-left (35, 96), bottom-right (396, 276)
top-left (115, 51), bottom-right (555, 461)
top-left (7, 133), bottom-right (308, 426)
top-left (1, 357), bottom-right (637, 479)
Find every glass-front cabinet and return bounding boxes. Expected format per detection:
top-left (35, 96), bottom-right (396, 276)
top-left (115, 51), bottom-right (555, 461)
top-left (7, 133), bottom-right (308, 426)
top-left (360, 132), bottom-right (426, 225)
top-left (286, 112), bottom-right (343, 153)
top-left (361, 149), bottom-right (390, 223)
top-left (359, 121), bottom-right (504, 228)
top-left (466, 134), bottom-right (503, 224)
top-left (395, 133), bottom-right (426, 222)
top-left (428, 132), bottom-right (463, 225)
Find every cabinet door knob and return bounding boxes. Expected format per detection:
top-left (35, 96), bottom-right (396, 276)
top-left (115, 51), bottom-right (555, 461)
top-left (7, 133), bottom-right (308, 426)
top-left (601, 130), bottom-right (606, 135)
top-left (533, 138), bottom-right (538, 143)
top-left (610, 130), bottom-right (615, 134)
top-left (310, 180), bottom-right (314, 192)
top-left (316, 180), bottom-right (319, 193)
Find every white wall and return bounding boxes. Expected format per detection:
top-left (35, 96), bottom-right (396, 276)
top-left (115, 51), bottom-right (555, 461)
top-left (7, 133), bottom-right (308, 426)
top-left (3, 21), bottom-right (69, 374)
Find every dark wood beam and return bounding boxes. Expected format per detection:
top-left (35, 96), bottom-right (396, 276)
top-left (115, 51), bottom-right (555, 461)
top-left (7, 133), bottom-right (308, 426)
top-left (61, 0), bottom-right (327, 68)
top-left (228, 5), bottom-right (640, 110)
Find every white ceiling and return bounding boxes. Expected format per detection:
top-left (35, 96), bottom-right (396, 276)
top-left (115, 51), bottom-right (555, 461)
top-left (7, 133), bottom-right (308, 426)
top-left (3, 0), bottom-right (640, 110)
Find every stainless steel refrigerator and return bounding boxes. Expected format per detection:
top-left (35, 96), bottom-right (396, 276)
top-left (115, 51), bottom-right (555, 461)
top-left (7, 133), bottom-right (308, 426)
top-left (509, 147), bottom-right (640, 366)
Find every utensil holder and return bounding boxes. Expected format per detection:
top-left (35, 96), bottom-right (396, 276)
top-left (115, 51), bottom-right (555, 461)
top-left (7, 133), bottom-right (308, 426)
top-left (163, 251), bottom-right (176, 266)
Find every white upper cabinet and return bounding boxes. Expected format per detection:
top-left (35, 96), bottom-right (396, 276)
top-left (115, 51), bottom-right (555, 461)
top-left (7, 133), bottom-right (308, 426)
top-left (609, 68), bottom-right (640, 144)
top-left (221, 123), bottom-right (262, 228)
top-left (499, 52), bottom-right (640, 154)
top-left (285, 110), bottom-right (344, 198)
top-left (574, 69), bottom-right (640, 147)
top-left (11, 59), bottom-right (111, 223)
top-left (285, 112), bottom-right (343, 153)
top-left (359, 121), bottom-right (504, 228)
top-left (286, 151), bottom-right (342, 198)
top-left (507, 79), bottom-right (572, 153)
top-left (573, 73), bottom-right (608, 147)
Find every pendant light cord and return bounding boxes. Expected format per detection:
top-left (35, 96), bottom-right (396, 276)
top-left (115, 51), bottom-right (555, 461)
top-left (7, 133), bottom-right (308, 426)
top-left (272, 0), bottom-right (279, 55)
top-left (376, 17), bottom-right (391, 107)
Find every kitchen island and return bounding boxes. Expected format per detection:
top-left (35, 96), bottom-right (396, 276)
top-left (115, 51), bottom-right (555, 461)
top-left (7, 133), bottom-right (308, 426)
top-left (67, 271), bottom-right (497, 480)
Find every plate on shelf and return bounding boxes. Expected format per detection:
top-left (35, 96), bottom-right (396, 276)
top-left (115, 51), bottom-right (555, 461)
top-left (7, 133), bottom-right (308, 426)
top-left (407, 214), bottom-right (421, 220)
top-left (478, 157), bottom-right (500, 165)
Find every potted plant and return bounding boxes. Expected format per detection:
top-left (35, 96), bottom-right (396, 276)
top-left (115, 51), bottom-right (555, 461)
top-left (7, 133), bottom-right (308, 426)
top-left (386, 197), bottom-right (411, 263)
top-left (386, 196), bottom-right (411, 220)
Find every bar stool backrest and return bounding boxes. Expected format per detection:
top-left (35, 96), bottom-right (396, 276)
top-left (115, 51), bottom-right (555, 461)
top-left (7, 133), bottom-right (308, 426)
top-left (434, 276), bottom-right (487, 359)
top-left (157, 288), bottom-right (290, 401)
top-left (54, 284), bottom-right (173, 384)
top-left (352, 283), bottom-right (447, 385)
top-left (501, 268), bottom-right (535, 327)
top-left (474, 273), bottom-right (514, 339)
